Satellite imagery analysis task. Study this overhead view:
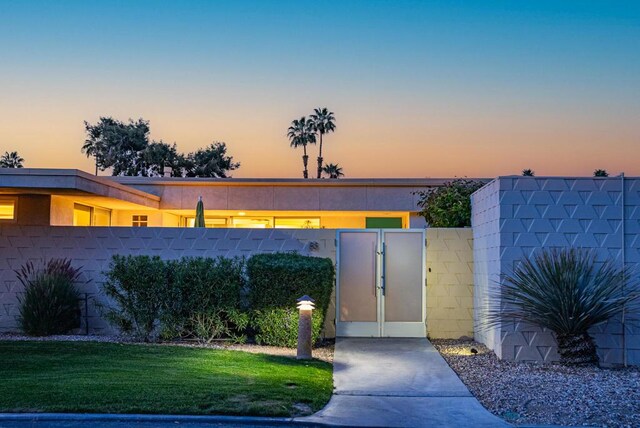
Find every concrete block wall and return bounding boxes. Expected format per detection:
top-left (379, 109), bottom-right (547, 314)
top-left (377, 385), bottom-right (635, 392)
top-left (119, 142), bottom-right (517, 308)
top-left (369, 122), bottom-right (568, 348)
top-left (426, 228), bottom-right (474, 339)
top-left (0, 226), bottom-right (336, 336)
top-left (472, 176), bottom-right (640, 365)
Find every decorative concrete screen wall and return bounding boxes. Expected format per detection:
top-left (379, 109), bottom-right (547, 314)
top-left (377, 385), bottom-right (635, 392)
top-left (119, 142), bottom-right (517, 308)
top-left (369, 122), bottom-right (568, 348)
top-left (472, 177), bottom-right (640, 366)
top-left (426, 228), bottom-right (474, 339)
top-left (0, 226), bottom-right (337, 335)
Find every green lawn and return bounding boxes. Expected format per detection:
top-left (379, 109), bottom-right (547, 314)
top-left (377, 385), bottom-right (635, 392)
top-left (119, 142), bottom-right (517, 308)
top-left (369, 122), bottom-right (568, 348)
top-left (0, 341), bottom-right (333, 416)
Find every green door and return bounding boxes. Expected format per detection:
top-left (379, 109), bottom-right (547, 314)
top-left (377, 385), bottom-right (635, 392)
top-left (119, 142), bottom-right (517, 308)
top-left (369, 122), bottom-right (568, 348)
top-left (365, 217), bottom-right (403, 229)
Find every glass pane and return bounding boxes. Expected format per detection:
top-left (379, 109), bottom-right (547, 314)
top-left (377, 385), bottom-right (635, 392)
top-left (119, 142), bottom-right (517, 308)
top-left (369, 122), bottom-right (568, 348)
top-left (384, 232), bottom-right (423, 322)
top-left (232, 217), bottom-right (271, 228)
top-left (339, 232), bottom-right (378, 322)
top-left (205, 218), bottom-right (227, 228)
top-left (0, 200), bottom-right (15, 220)
top-left (73, 204), bottom-right (92, 226)
top-left (93, 208), bottom-right (111, 226)
top-left (274, 218), bottom-right (320, 229)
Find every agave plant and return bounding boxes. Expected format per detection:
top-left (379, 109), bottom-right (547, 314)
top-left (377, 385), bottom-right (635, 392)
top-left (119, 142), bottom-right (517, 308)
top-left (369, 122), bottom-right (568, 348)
top-left (488, 248), bottom-right (638, 365)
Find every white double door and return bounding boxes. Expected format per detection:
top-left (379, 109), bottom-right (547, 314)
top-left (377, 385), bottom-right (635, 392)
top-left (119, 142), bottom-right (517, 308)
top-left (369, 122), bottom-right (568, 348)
top-left (336, 229), bottom-right (426, 338)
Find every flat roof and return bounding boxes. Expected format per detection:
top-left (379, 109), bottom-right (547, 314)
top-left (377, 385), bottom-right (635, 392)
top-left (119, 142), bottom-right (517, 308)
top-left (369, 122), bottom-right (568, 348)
top-left (0, 169), bottom-right (160, 209)
top-left (112, 176), bottom-right (482, 187)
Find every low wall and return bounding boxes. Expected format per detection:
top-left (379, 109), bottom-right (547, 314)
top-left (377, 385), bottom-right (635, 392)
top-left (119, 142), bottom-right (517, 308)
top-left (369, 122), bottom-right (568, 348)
top-left (426, 228), bottom-right (474, 339)
top-left (0, 226), bottom-right (337, 335)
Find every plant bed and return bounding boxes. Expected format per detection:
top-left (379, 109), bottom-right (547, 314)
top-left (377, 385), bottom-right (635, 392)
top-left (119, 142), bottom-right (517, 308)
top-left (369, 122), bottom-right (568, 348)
top-left (433, 339), bottom-right (640, 428)
top-left (0, 341), bottom-right (333, 417)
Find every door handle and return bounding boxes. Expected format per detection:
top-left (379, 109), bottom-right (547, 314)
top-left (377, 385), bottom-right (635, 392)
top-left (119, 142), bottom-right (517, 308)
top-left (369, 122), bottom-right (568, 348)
top-left (378, 242), bottom-right (386, 296)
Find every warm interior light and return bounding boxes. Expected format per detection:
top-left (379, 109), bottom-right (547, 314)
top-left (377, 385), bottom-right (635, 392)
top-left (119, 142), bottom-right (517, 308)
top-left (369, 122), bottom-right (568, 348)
top-left (238, 212), bottom-right (246, 216)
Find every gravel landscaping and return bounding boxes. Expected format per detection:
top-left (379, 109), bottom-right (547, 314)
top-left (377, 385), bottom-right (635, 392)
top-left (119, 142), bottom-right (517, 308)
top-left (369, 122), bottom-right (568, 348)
top-left (432, 339), bottom-right (640, 428)
top-left (0, 333), bottom-right (334, 362)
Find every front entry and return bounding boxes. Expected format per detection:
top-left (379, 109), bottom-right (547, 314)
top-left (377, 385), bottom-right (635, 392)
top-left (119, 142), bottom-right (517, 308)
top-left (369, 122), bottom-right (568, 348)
top-left (336, 229), bottom-right (426, 337)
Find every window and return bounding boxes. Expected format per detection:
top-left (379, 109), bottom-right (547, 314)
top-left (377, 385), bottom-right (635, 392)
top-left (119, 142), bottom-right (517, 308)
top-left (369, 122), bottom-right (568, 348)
top-left (184, 217), bottom-right (227, 228)
top-left (0, 198), bottom-right (16, 221)
top-left (274, 217), bottom-right (320, 229)
top-left (73, 203), bottom-right (111, 226)
top-left (94, 207), bottom-right (111, 226)
top-left (232, 217), bottom-right (272, 228)
top-left (132, 215), bottom-right (148, 227)
top-left (73, 204), bottom-right (92, 226)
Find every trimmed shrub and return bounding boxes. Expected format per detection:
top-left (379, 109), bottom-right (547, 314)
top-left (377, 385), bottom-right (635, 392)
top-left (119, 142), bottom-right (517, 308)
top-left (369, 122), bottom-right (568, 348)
top-left (162, 256), bottom-right (245, 341)
top-left (16, 259), bottom-right (83, 336)
top-left (252, 308), bottom-right (325, 348)
top-left (101, 255), bottom-right (245, 343)
top-left (247, 253), bottom-right (334, 347)
top-left (101, 255), bottom-right (168, 341)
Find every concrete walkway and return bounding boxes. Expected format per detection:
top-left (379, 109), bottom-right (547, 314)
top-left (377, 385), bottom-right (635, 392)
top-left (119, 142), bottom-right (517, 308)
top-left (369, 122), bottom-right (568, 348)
top-left (300, 338), bottom-right (510, 428)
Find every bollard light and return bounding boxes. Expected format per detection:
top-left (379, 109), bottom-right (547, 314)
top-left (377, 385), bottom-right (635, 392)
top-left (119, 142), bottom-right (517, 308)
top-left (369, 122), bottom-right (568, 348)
top-left (296, 295), bottom-right (315, 360)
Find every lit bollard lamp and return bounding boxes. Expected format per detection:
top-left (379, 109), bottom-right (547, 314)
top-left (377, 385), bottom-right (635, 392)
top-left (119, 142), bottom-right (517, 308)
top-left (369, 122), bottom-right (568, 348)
top-left (296, 295), bottom-right (315, 360)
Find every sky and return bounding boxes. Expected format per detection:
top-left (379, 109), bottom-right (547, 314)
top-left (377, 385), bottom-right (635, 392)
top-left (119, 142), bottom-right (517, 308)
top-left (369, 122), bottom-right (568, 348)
top-left (0, 0), bottom-right (639, 178)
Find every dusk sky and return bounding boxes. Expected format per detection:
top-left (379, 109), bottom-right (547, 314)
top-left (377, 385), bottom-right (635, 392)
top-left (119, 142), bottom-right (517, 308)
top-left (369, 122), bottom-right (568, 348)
top-left (1, 1), bottom-right (638, 178)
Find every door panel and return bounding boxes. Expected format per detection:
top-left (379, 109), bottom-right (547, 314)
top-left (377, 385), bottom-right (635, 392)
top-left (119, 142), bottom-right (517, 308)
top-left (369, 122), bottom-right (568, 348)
top-left (383, 232), bottom-right (424, 322)
top-left (336, 231), bottom-right (380, 337)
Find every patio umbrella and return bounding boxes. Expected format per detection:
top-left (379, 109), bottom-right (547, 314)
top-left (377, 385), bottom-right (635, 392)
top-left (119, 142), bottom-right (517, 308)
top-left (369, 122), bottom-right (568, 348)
top-left (194, 196), bottom-right (205, 228)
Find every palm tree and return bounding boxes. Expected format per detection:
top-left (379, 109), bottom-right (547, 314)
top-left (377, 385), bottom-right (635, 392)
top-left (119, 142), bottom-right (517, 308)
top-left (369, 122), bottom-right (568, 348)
top-left (322, 163), bottom-right (344, 179)
top-left (287, 117), bottom-right (316, 178)
top-left (0, 151), bottom-right (24, 168)
top-left (594, 169), bottom-right (609, 177)
top-left (486, 248), bottom-right (638, 365)
top-left (522, 169), bottom-right (535, 176)
top-left (309, 108), bottom-right (336, 179)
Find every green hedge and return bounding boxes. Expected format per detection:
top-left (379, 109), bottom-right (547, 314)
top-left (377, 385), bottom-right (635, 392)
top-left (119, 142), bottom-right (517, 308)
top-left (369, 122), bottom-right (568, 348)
top-left (101, 252), bottom-right (335, 347)
top-left (247, 253), bottom-right (334, 347)
top-left (101, 255), bottom-right (245, 342)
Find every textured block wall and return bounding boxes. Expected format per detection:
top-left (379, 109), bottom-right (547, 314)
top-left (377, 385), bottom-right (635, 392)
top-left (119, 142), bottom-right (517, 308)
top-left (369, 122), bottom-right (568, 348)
top-left (426, 228), bottom-right (474, 339)
top-left (470, 179), bottom-right (503, 357)
top-left (0, 226), bottom-right (337, 336)
top-left (472, 177), bottom-right (640, 366)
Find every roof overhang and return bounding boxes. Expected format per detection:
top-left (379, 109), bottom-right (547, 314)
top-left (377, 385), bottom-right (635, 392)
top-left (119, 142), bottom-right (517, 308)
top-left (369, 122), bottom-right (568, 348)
top-left (0, 169), bottom-right (160, 209)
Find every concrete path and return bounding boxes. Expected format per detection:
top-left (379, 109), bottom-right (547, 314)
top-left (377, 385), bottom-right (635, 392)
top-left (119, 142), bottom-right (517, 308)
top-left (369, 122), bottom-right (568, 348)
top-left (300, 338), bottom-right (510, 428)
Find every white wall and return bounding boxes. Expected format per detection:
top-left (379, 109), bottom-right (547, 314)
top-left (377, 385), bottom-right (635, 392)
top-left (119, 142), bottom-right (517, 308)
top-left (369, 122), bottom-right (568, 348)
top-left (426, 228), bottom-right (474, 339)
top-left (472, 176), bottom-right (640, 366)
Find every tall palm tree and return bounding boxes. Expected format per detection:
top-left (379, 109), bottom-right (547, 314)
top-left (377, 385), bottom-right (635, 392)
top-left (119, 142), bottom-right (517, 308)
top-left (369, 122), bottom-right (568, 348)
top-left (287, 117), bottom-right (316, 178)
top-left (309, 108), bottom-right (336, 179)
top-left (0, 151), bottom-right (24, 168)
top-left (322, 163), bottom-right (344, 179)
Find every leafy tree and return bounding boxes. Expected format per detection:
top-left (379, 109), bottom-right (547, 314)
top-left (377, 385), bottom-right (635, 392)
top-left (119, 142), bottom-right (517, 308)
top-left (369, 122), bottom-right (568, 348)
top-left (83, 118), bottom-right (240, 177)
top-left (522, 169), bottom-right (535, 176)
top-left (414, 179), bottom-right (485, 227)
top-left (487, 248), bottom-right (638, 365)
top-left (309, 108), bottom-right (336, 179)
top-left (594, 169), bottom-right (609, 177)
top-left (185, 142), bottom-right (240, 178)
top-left (0, 151), bottom-right (24, 168)
top-left (287, 117), bottom-right (316, 178)
top-left (141, 141), bottom-right (185, 177)
top-left (83, 117), bottom-right (150, 176)
top-left (322, 163), bottom-right (344, 179)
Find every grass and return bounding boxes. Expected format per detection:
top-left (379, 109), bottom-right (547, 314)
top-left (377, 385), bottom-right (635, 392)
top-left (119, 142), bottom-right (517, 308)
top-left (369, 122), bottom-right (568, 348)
top-left (0, 341), bottom-right (333, 416)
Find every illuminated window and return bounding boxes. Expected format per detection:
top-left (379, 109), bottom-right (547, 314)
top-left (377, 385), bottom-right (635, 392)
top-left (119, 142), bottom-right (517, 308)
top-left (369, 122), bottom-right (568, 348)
top-left (73, 204), bottom-right (92, 226)
top-left (0, 198), bottom-right (16, 221)
top-left (184, 217), bottom-right (227, 228)
top-left (73, 204), bottom-right (111, 226)
top-left (132, 215), bottom-right (148, 227)
top-left (232, 217), bottom-right (272, 228)
top-left (274, 218), bottom-right (320, 229)
top-left (94, 207), bottom-right (111, 226)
